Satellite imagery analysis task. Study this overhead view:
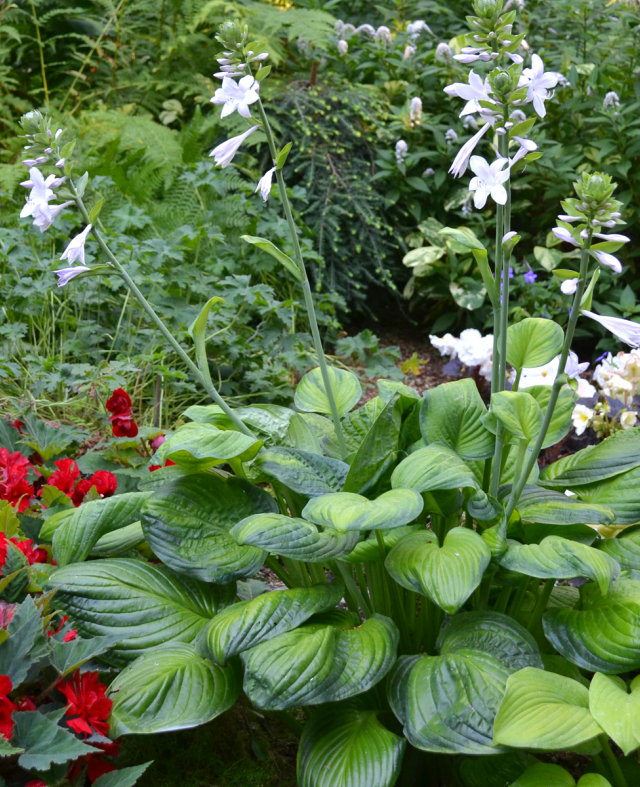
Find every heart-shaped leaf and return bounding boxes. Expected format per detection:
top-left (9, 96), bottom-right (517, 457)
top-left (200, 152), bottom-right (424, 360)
top-left (575, 465), bottom-right (640, 525)
top-left (297, 708), bottom-right (405, 787)
top-left (388, 650), bottom-right (511, 754)
top-left (47, 559), bottom-right (236, 666)
top-left (493, 668), bottom-right (602, 750)
top-left (242, 613), bottom-right (398, 710)
top-left (390, 445), bottom-right (480, 493)
top-left (156, 423), bottom-right (262, 471)
top-left (515, 486), bottom-right (615, 526)
top-left (510, 763), bottom-right (576, 787)
top-left (599, 528), bottom-right (640, 570)
top-left (340, 526), bottom-right (420, 564)
top-left (421, 379), bottom-right (495, 460)
top-left (500, 536), bottom-right (620, 596)
top-left (49, 633), bottom-right (121, 676)
top-left (542, 579), bottom-right (640, 673)
top-left (437, 611), bottom-right (543, 672)
top-left (198, 583), bottom-right (343, 665)
top-left (253, 447), bottom-right (349, 497)
top-left (506, 318), bottom-right (564, 370)
top-left (230, 513), bottom-right (359, 562)
top-left (525, 386), bottom-right (576, 449)
top-left (108, 643), bottom-right (241, 736)
top-left (294, 367), bottom-right (362, 417)
top-left (141, 473), bottom-right (276, 583)
top-left (302, 489), bottom-right (423, 532)
top-left (589, 672), bottom-right (640, 755)
top-left (491, 392), bottom-right (542, 441)
top-left (385, 528), bottom-right (491, 614)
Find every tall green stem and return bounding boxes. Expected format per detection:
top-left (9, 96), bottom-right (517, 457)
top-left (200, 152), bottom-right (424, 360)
top-left (253, 97), bottom-right (348, 460)
top-left (598, 735), bottom-right (629, 787)
top-left (69, 181), bottom-right (256, 439)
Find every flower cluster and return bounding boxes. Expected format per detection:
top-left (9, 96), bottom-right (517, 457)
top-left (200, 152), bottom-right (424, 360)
top-left (594, 350), bottom-right (640, 404)
top-left (572, 400), bottom-right (637, 438)
top-left (106, 388), bottom-right (139, 438)
top-left (0, 448), bottom-right (34, 512)
top-left (59, 671), bottom-right (112, 738)
top-left (0, 676), bottom-right (16, 740)
top-left (45, 458), bottom-right (118, 506)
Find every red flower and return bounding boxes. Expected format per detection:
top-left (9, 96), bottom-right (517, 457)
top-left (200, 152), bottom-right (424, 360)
top-left (9, 538), bottom-right (48, 565)
top-left (109, 413), bottom-right (139, 438)
top-left (71, 471), bottom-right (117, 507)
top-left (16, 696), bottom-right (37, 712)
top-left (25, 781), bottom-right (47, 787)
top-left (150, 434), bottom-right (166, 451)
top-left (46, 458), bottom-right (80, 496)
top-left (0, 448), bottom-right (33, 513)
top-left (63, 629), bottom-right (78, 642)
top-left (0, 675), bottom-right (16, 740)
top-left (59, 671), bottom-right (112, 738)
top-left (149, 459), bottom-right (177, 472)
top-left (0, 533), bottom-right (6, 572)
top-left (105, 389), bottom-right (132, 415)
top-left (12, 419), bottom-right (26, 436)
top-left (87, 756), bottom-right (117, 782)
top-left (48, 616), bottom-right (69, 638)
top-left (67, 741), bottom-right (120, 784)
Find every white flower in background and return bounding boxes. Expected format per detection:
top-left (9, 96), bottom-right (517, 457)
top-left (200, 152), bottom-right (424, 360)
top-left (572, 404), bottom-right (594, 436)
top-left (519, 351), bottom-right (587, 389)
top-left (603, 91), bottom-right (620, 109)
top-left (565, 350), bottom-right (590, 380)
top-left (444, 71), bottom-right (493, 117)
top-left (468, 156), bottom-right (510, 209)
top-left (355, 24), bottom-right (375, 36)
top-left (463, 115), bottom-right (478, 130)
top-left (338, 39), bottom-right (349, 56)
top-left (374, 26), bottom-right (392, 45)
top-left (407, 20), bottom-right (432, 40)
top-left (445, 128), bottom-right (459, 145)
top-left (60, 224), bottom-right (92, 265)
top-left (435, 42), bottom-right (453, 64)
top-left (423, 167), bottom-right (435, 177)
top-left (593, 249), bottom-right (622, 274)
top-left (31, 201), bottom-right (72, 233)
top-left (335, 20), bottom-right (355, 37)
top-left (210, 76), bottom-right (260, 119)
top-left (210, 125), bottom-right (259, 168)
top-left (555, 73), bottom-right (571, 87)
top-left (53, 266), bottom-right (92, 287)
top-left (561, 278), bottom-right (579, 295)
top-left (576, 377), bottom-right (597, 398)
top-left (552, 226), bottom-right (580, 247)
top-left (583, 310), bottom-right (640, 348)
top-left (520, 54), bottom-right (559, 117)
top-left (403, 44), bottom-right (416, 60)
top-left (409, 97), bottom-right (422, 123)
top-left (621, 410), bottom-right (638, 430)
top-left (395, 139), bottom-right (408, 165)
top-left (429, 333), bottom-right (459, 357)
top-left (510, 109), bottom-right (527, 124)
top-left (255, 167), bottom-right (276, 201)
top-left (430, 329), bottom-right (493, 381)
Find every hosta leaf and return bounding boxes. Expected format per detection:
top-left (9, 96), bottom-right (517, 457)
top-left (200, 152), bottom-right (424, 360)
top-left (389, 650), bottom-right (511, 754)
top-left (294, 367), bottom-right (362, 417)
top-left (506, 318), bottom-right (564, 370)
top-left (525, 386), bottom-right (576, 449)
top-left (458, 752), bottom-right (534, 787)
top-left (493, 668), bottom-right (603, 750)
top-left (230, 513), bottom-right (359, 562)
top-left (302, 489), bottom-right (423, 533)
top-left (539, 429), bottom-right (640, 488)
top-left (500, 536), bottom-right (620, 596)
top-left (390, 445), bottom-right (480, 493)
top-left (47, 559), bottom-right (236, 667)
top-left (92, 763), bottom-right (152, 787)
top-left (575, 465), bottom-right (640, 525)
top-left (283, 413), bottom-right (323, 454)
top-left (198, 583), bottom-right (344, 665)
top-left (108, 643), bottom-right (241, 736)
top-left (297, 708), bottom-right (405, 787)
top-left (50, 492), bottom-right (152, 567)
top-left (420, 379), bottom-right (495, 460)
top-left (437, 611), bottom-right (543, 672)
top-left (491, 392), bottom-right (542, 442)
top-left (515, 486), bottom-right (615, 526)
top-left (242, 613), bottom-right (398, 710)
top-left (340, 526), bottom-right (420, 563)
top-left (466, 490), bottom-right (502, 524)
top-left (253, 447), bottom-right (349, 497)
top-left (184, 403), bottom-right (294, 445)
top-left (589, 672), bottom-right (640, 755)
top-left (385, 529), bottom-right (491, 614)
top-left (156, 422), bottom-right (262, 471)
top-left (91, 521), bottom-right (146, 557)
top-left (599, 528), bottom-right (640, 570)
top-left (141, 473), bottom-right (276, 583)
top-left (542, 579), bottom-right (640, 673)
top-left (12, 710), bottom-right (98, 771)
top-left (510, 763), bottom-right (576, 787)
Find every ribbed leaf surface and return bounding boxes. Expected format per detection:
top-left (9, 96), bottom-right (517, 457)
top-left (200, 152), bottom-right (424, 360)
top-left (253, 447), bottom-right (349, 497)
top-left (599, 527), bottom-right (640, 570)
top-left (515, 486), bottom-right (615, 525)
top-left (391, 445), bottom-right (480, 492)
top-left (576, 465), bottom-right (640, 524)
top-left (589, 672), bottom-right (640, 755)
top-left (156, 422), bottom-right (262, 471)
top-left (294, 367), bottom-right (362, 416)
top-left (302, 489), bottom-right (423, 532)
top-left (340, 526), bottom-right (420, 563)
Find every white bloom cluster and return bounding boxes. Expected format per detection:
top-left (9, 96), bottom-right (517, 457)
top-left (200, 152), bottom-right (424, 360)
top-left (403, 44), bottom-right (416, 60)
top-left (593, 351), bottom-right (640, 404)
top-left (406, 20), bottom-right (433, 40)
top-left (445, 128), bottom-right (459, 145)
top-left (338, 39), bottom-right (349, 56)
top-left (409, 97), bottom-right (422, 124)
top-left (395, 139), bottom-right (408, 165)
top-left (603, 91), bottom-right (621, 109)
top-left (374, 26), bottom-right (392, 45)
top-left (435, 42), bottom-right (453, 64)
top-left (430, 329), bottom-right (494, 381)
top-left (518, 351), bottom-right (595, 398)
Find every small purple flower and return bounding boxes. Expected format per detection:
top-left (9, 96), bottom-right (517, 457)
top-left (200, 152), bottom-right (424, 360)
top-left (595, 352), bottom-right (608, 363)
top-left (524, 270), bottom-right (537, 284)
top-left (508, 267), bottom-right (514, 279)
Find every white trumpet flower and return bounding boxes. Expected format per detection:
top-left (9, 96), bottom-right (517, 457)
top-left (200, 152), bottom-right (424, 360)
top-left (211, 76), bottom-right (260, 119)
top-left (561, 278), bottom-right (579, 295)
top-left (593, 249), bottom-right (622, 274)
top-left (210, 126), bottom-right (259, 168)
top-left (468, 156), bottom-right (510, 209)
top-left (552, 227), bottom-right (580, 247)
top-left (60, 224), bottom-right (92, 265)
top-left (582, 310), bottom-right (640, 347)
top-left (448, 122), bottom-right (494, 177)
top-left (520, 54), bottom-right (559, 117)
top-left (53, 266), bottom-right (92, 287)
top-left (255, 167), bottom-right (276, 201)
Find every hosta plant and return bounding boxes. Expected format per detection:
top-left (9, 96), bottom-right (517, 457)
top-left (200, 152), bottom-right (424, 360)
top-left (8, 2), bottom-right (640, 786)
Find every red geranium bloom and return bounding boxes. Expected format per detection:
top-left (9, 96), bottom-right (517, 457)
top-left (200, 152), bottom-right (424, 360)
top-left (0, 675), bottom-right (16, 740)
top-left (59, 671), bottom-right (112, 738)
top-left (149, 459), bottom-right (177, 472)
top-left (9, 538), bottom-right (48, 565)
top-left (0, 448), bottom-right (33, 513)
top-left (46, 458), bottom-right (80, 496)
top-left (106, 388), bottom-right (132, 415)
top-left (71, 470), bottom-right (118, 507)
top-left (109, 412), bottom-right (139, 438)
top-left (16, 696), bottom-right (37, 712)
top-left (12, 419), bottom-right (26, 436)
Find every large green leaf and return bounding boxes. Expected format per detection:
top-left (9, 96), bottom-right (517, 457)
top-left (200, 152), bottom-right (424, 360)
top-left (184, 403), bottom-right (294, 445)
top-left (198, 583), bottom-right (343, 665)
top-left (493, 668), bottom-right (602, 750)
top-left (420, 379), bottom-right (494, 460)
top-left (539, 429), bottom-right (640, 488)
top-left (91, 521), bottom-right (146, 557)
top-left (297, 707), bottom-right (405, 787)
top-left (12, 710), bottom-right (98, 771)
top-left (49, 492), bottom-right (152, 567)
top-left (515, 486), bottom-right (615, 526)
top-left (302, 489), bottom-right (423, 533)
top-left (506, 318), bottom-right (564, 370)
top-left (525, 386), bottom-right (576, 449)
top-left (253, 447), bottom-right (349, 497)
top-left (0, 595), bottom-right (47, 686)
top-left (390, 445), bottom-right (480, 493)
top-left (320, 399), bottom-right (385, 458)
top-left (575, 465), bottom-right (640, 525)
top-left (385, 529), bottom-right (491, 614)
top-left (599, 528), bottom-right (640, 570)
top-left (230, 513), bottom-right (359, 561)
top-left (140, 473), bottom-right (276, 583)
top-left (500, 536), bottom-right (620, 596)
top-left (294, 367), bottom-right (362, 417)
top-left (340, 526), bottom-right (420, 563)
top-left (510, 763), bottom-right (576, 787)
top-left (437, 612), bottom-right (543, 672)
top-left (242, 614), bottom-right (398, 710)
top-left (389, 650), bottom-right (511, 754)
top-left (589, 672), bottom-right (640, 756)
top-left (491, 392), bottom-right (542, 442)
top-left (47, 559), bottom-right (236, 666)
top-left (108, 643), bottom-right (241, 736)
top-left (542, 579), bottom-right (640, 673)
top-left (156, 422), bottom-right (262, 471)
top-left (458, 753), bottom-right (534, 787)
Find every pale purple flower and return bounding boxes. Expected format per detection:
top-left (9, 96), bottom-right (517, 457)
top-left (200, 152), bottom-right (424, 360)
top-left (524, 270), bottom-right (537, 283)
top-left (511, 136), bottom-right (538, 165)
top-left (444, 71), bottom-right (493, 117)
top-left (552, 227), bottom-right (580, 247)
top-left (582, 311), bottom-right (640, 347)
top-left (53, 266), bottom-right (91, 287)
top-left (255, 167), bottom-right (276, 201)
top-left (32, 201), bottom-right (72, 233)
top-left (60, 224), bottom-right (92, 265)
top-left (210, 126), bottom-right (259, 168)
top-left (19, 167), bottom-right (55, 218)
top-left (520, 54), bottom-right (559, 117)
top-left (448, 122), bottom-right (493, 177)
top-left (593, 233), bottom-right (629, 243)
top-left (211, 75), bottom-right (260, 119)
top-left (468, 156), bottom-right (510, 209)
top-left (561, 278), bottom-right (579, 295)
top-left (593, 249), bottom-right (622, 274)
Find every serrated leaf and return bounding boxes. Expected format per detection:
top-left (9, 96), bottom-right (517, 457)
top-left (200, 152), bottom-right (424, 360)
top-left (253, 447), bottom-right (349, 497)
top-left (302, 489), bottom-right (423, 532)
top-left (92, 763), bottom-right (153, 787)
top-left (156, 423), bottom-right (262, 471)
top-left (589, 672), bottom-right (640, 755)
top-left (506, 318), bottom-right (564, 370)
top-left (390, 445), bottom-right (480, 493)
top-left (241, 235), bottom-right (302, 280)
top-left (12, 710), bottom-right (98, 771)
top-left (49, 633), bottom-right (122, 676)
top-left (0, 736), bottom-right (23, 756)
top-left (0, 595), bottom-right (47, 685)
top-left (295, 367), bottom-right (362, 417)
